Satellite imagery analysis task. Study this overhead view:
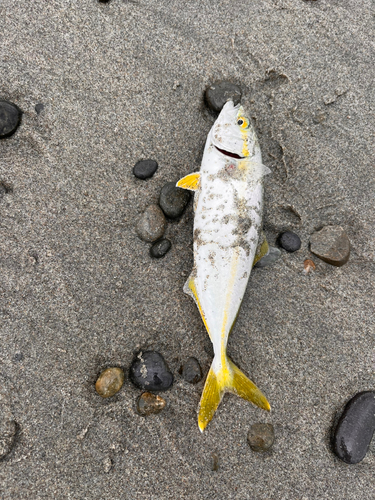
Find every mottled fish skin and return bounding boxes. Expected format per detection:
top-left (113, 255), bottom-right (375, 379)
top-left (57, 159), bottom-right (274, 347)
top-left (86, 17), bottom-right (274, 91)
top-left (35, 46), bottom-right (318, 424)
top-left (178, 100), bottom-right (271, 431)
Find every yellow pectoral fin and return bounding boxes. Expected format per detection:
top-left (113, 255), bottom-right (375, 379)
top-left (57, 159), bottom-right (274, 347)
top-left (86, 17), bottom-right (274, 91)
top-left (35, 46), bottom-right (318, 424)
top-left (176, 172), bottom-right (200, 191)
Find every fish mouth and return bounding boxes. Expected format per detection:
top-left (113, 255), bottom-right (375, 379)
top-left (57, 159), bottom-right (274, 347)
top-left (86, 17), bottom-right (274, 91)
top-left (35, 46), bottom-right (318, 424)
top-left (214, 145), bottom-right (244, 159)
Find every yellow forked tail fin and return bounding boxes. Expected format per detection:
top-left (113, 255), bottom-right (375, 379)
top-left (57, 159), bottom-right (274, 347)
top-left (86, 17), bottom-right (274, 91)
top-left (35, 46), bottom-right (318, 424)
top-left (198, 358), bottom-right (270, 432)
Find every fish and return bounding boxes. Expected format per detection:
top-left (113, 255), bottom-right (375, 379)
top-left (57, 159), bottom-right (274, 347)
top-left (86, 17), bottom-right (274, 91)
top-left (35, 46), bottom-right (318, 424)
top-left (176, 100), bottom-right (271, 432)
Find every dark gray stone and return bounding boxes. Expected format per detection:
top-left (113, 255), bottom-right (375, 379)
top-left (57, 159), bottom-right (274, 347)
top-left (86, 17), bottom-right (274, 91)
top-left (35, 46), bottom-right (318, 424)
top-left (159, 182), bottom-right (190, 219)
top-left (205, 82), bottom-right (242, 112)
top-left (332, 391), bottom-right (375, 464)
top-left (255, 247), bottom-right (282, 268)
top-left (310, 225), bottom-right (350, 267)
top-left (0, 100), bottom-right (21, 138)
top-left (129, 351), bottom-right (174, 391)
top-left (247, 423), bottom-right (274, 452)
top-left (35, 103), bottom-right (44, 114)
top-left (136, 204), bottom-right (166, 243)
top-left (181, 357), bottom-right (202, 384)
top-left (150, 238), bottom-right (171, 258)
top-left (136, 392), bottom-right (166, 416)
top-left (133, 159), bottom-right (158, 180)
top-left (277, 231), bottom-right (301, 253)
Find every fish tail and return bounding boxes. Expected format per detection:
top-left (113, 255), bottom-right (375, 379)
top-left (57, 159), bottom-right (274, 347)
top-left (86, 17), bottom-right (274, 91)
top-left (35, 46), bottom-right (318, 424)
top-left (198, 356), bottom-right (270, 432)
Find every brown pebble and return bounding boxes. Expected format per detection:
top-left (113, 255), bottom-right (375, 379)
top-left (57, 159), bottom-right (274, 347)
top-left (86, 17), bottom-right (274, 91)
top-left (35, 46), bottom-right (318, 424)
top-left (310, 225), bottom-right (350, 267)
top-left (95, 367), bottom-right (124, 398)
top-left (136, 204), bottom-right (166, 243)
top-left (303, 259), bottom-right (316, 274)
top-left (136, 392), bottom-right (166, 416)
top-left (247, 423), bottom-right (274, 452)
top-left (211, 452), bottom-right (220, 471)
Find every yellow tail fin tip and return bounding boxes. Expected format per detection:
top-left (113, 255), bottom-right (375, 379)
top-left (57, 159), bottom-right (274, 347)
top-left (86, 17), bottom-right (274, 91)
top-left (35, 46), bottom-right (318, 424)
top-left (198, 359), bottom-right (270, 431)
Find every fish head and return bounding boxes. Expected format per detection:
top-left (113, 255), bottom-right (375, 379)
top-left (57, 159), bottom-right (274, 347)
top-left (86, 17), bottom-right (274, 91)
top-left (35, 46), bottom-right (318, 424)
top-left (210, 100), bottom-right (257, 160)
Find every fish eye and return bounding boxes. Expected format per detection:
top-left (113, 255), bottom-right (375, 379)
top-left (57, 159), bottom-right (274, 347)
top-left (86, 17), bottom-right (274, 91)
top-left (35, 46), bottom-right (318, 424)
top-left (237, 117), bottom-right (249, 129)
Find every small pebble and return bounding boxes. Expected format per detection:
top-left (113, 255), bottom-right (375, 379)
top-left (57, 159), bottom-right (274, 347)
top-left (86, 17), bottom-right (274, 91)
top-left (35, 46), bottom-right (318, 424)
top-left (310, 225), bottom-right (350, 267)
top-left (303, 259), bottom-right (316, 274)
top-left (0, 420), bottom-right (17, 460)
top-left (150, 238), bottom-right (171, 259)
top-left (129, 351), bottom-right (173, 391)
top-left (136, 204), bottom-right (166, 243)
top-left (0, 100), bottom-right (22, 139)
top-left (136, 392), bottom-right (166, 416)
top-left (35, 103), bottom-right (44, 114)
top-left (247, 423), bottom-right (274, 452)
top-left (205, 82), bottom-right (242, 112)
top-left (181, 357), bottom-right (203, 384)
top-left (0, 381), bottom-right (17, 460)
top-left (103, 456), bottom-right (112, 473)
top-left (95, 367), bottom-right (124, 398)
top-left (211, 452), bottom-right (220, 471)
top-left (159, 182), bottom-right (190, 219)
top-left (133, 159), bottom-right (158, 180)
top-left (332, 391), bottom-right (375, 464)
top-left (277, 231), bottom-right (301, 253)
top-left (13, 352), bottom-right (24, 362)
top-left (255, 246), bottom-right (282, 268)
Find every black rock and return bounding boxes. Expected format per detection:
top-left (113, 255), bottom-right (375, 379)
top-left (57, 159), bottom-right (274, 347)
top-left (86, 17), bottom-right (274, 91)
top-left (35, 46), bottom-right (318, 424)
top-left (159, 182), bottom-right (190, 219)
top-left (129, 351), bottom-right (173, 392)
top-left (332, 391), bottom-right (375, 464)
top-left (133, 159), bottom-right (158, 180)
top-left (277, 231), bottom-right (301, 253)
top-left (181, 357), bottom-right (203, 384)
top-left (150, 238), bottom-right (171, 258)
top-left (35, 103), bottom-right (44, 114)
top-left (0, 100), bottom-right (22, 139)
top-left (205, 82), bottom-right (242, 113)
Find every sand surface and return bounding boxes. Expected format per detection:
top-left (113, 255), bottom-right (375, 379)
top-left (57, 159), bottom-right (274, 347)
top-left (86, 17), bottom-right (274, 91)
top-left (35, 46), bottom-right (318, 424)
top-left (0, 1), bottom-right (374, 498)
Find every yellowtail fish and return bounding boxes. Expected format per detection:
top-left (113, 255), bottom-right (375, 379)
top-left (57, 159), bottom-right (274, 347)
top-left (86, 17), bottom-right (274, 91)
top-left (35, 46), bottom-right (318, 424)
top-left (177, 100), bottom-right (271, 432)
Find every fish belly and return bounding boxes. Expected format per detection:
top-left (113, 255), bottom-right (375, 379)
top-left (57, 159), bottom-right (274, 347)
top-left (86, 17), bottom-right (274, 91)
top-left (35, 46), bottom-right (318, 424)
top-left (188, 174), bottom-right (263, 358)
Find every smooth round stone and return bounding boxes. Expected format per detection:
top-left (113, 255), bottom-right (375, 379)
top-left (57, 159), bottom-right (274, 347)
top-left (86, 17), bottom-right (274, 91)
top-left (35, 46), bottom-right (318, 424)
top-left (247, 423), bottom-right (275, 452)
top-left (255, 246), bottom-right (282, 268)
top-left (129, 351), bottom-right (173, 392)
top-left (136, 392), bottom-right (166, 416)
top-left (181, 357), bottom-right (203, 384)
top-left (150, 238), bottom-right (171, 258)
top-left (35, 103), bottom-right (44, 114)
top-left (205, 82), bottom-right (242, 112)
top-left (159, 182), bottom-right (190, 219)
top-left (332, 391), bottom-right (375, 464)
top-left (0, 100), bottom-right (22, 139)
top-left (310, 225), bottom-right (350, 267)
top-left (95, 367), bottom-right (125, 398)
top-left (277, 231), bottom-right (301, 253)
top-left (133, 159), bottom-right (158, 180)
top-left (136, 204), bottom-right (166, 243)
